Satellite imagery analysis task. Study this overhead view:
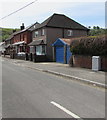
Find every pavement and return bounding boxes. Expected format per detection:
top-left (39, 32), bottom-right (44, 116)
top-left (2, 55), bottom-right (107, 89)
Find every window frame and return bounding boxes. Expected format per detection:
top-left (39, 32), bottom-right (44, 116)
top-left (35, 31), bottom-right (39, 37)
top-left (67, 30), bottom-right (73, 36)
top-left (36, 45), bottom-right (46, 55)
top-left (41, 29), bottom-right (45, 36)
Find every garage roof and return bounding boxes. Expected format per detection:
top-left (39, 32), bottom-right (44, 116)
top-left (52, 38), bottom-right (71, 46)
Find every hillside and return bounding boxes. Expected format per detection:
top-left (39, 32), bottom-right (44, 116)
top-left (0, 26), bottom-right (106, 42)
top-left (88, 28), bottom-right (106, 36)
top-left (0, 27), bottom-right (19, 42)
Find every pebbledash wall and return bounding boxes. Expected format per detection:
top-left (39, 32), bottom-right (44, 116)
top-left (69, 55), bottom-right (107, 71)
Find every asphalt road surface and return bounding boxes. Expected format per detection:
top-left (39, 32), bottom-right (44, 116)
top-left (2, 58), bottom-right (105, 119)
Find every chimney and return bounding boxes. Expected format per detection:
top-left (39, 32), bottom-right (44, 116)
top-left (20, 23), bottom-right (25, 30)
top-left (13, 29), bottom-right (16, 33)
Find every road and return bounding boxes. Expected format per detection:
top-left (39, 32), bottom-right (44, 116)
top-left (2, 58), bottom-right (105, 119)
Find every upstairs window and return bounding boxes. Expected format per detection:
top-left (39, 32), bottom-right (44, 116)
top-left (34, 25), bottom-right (36, 28)
top-left (67, 30), bottom-right (73, 36)
top-left (35, 31), bottom-right (38, 37)
top-left (42, 29), bottom-right (45, 36)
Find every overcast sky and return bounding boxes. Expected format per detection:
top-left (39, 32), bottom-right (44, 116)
top-left (0, 0), bottom-right (106, 29)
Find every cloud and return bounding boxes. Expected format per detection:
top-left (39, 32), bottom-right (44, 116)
top-left (59, 2), bottom-right (105, 27)
top-left (0, 1), bottom-right (78, 28)
top-left (0, 1), bottom-right (105, 28)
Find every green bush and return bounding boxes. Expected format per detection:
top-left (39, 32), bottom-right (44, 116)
top-left (70, 35), bottom-right (107, 56)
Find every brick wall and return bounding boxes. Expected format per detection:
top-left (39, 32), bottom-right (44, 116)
top-left (13, 31), bottom-right (31, 44)
top-left (32, 54), bottom-right (47, 62)
top-left (69, 55), bottom-right (107, 71)
top-left (72, 55), bottom-right (92, 69)
top-left (101, 57), bottom-right (107, 71)
top-left (14, 34), bottom-right (21, 43)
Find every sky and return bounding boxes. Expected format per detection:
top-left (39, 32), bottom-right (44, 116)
top-left (0, 0), bottom-right (106, 29)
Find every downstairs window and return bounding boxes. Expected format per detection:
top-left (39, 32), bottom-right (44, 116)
top-left (36, 45), bottom-right (46, 55)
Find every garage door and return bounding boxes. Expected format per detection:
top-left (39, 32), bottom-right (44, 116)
top-left (56, 46), bottom-right (64, 63)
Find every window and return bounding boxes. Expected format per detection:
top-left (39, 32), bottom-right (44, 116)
top-left (35, 31), bottom-right (38, 37)
top-left (30, 46), bottom-right (35, 53)
top-left (42, 29), bottom-right (45, 36)
top-left (67, 30), bottom-right (73, 36)
top-left (36, 45), bottom-right (46, 55)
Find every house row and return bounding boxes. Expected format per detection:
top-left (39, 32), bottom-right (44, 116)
top-left (0, 42), bottom-right (5, 55)
top-left (3, 13), bottom-right (89, 63)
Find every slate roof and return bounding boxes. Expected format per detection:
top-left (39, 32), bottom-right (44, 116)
top-left (13, 22), bottom-right (40, 35)
top-left (53, 37), bottom-right (84, 46)
top-left (12, 41), bottom-right (26, 46)
top-left (32, 13), bottom-right (88, 30)
top-left (28, 39), bottom-right (46, 46)
top-left (29, 23), bottom-right (40, 31)
top-left (59, 38), bottom-right (72, 45)
top-left (0, 42), bottom-right (5, 46)
top-left (52, 38), bottom-right (72, 46)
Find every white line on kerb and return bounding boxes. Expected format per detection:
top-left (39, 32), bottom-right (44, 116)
top-left (51, 101), bottom-right (83, 119)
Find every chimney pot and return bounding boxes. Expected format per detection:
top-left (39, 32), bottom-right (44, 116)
top-left (20, 23), bottom-right (25, 30)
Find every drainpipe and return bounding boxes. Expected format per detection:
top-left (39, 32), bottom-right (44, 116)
top-left (52, 46), bottom-right (55, 62)
top-left (64, 45), bottom-right (67, 64)
top-left (62, 28), bottom-right (64, 38)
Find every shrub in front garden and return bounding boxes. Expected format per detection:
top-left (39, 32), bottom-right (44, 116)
top-left (70, 35), bottom-right (107, 56)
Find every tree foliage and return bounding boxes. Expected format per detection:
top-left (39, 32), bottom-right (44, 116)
top-left (88, 26), bottom-right (106, 36)
top-left (0, 28), bottom-right (19, 42)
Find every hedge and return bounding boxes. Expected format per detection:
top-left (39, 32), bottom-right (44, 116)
top-left (70, 35), bottom-right (107, 56)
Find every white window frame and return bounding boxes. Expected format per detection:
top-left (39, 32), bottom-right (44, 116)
top-left (34, 25), bottom-right (36, 28)
top-left (36, 45), bottom-right (46, 55)
top-left (42, 29), bottom-right (45, 36)
top-left (30, 46), bottom-right (35, 53)
top-left (35, 31), bottom-right (38, 37)
top-left (67, 30), bottom-right (73, 36)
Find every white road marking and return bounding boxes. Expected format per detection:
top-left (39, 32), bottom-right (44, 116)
top-left (51, 101), bottom-right (83, 119)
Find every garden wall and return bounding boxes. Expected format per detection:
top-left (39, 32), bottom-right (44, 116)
top-left (72, 55), bottom-right (92, 69)
top-left (69, 55), bottom-right (107, 71)
top-left (101, 56), bottom-right (107, 71)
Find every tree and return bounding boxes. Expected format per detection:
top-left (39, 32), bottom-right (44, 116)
top-left (93, 26), bottom-right (96, 29)
top-left (88, 26), bottom-right (105, 36)
top-left (96, 26), bottom-right (100, 29)
top-left (88, 26), bottom-right (91, 29)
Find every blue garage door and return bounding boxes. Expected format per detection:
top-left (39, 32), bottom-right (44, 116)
top-left (67, 46), bottom-right (72, 64)
top-left (56, 46), bottom-right (64, 63)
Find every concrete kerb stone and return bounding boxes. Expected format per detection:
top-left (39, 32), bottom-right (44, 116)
top-left (28, 66), bottom-right (106, 89)
top-left (10, 60), bottom-right (107, 89)
top-left (26, 66), bottom-right (43, 72)
top-left (45, 70), bottom-right (107, 89)
top-left (25, 65), bottom-right (106, 89)
top-left (44, 70), bottom-right (61, 76)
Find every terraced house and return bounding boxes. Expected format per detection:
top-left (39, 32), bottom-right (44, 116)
top-left (12, 22), bottom-right (39, 56)
top-left (29, 13), bottom-right (89, 62)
